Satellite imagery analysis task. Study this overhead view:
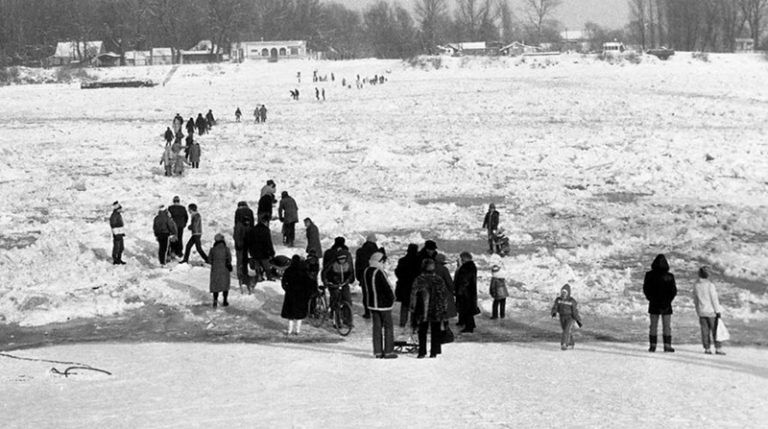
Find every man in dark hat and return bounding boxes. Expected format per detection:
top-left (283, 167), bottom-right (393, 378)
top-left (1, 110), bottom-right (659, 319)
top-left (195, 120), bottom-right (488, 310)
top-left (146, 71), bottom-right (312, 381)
top-left (277, 190), bottom-right (298, 247)
top-left (109, 201), bottom-right (126, 265)
top-left (483, 203), bottom-right (500, 253)
top-left (418, 239), bottom-right (439, 266)
top-left (168, 196), bottom-right (188, 258)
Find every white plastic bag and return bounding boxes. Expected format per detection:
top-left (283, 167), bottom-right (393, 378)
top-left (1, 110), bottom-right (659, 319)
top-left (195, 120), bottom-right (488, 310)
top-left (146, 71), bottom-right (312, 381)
top-left (716, 318), bottom-right (730, 342)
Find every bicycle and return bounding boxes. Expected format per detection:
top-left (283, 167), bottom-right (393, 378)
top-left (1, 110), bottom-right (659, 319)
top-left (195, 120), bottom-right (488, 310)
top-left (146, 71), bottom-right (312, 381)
top-left (307, 285), bottom-right (353, 336)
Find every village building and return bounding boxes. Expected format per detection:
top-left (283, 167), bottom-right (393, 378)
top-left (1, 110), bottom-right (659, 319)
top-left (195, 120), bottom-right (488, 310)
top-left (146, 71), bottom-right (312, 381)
top-left (500, 42), bottom-right (541, 56)
top-left (231, 40), bottom-right (307, 62)
top-left (124, 50), bottom-right (150, 66)
top-left (560, 29), bottom-right (591, 52)
top-left (734, 38), bottom-right (755, 53)
top-left (151, 48), bottom-right (173, 65)
top-left (180, 40), bottom-right (224, 64)
top-left (49, 41), bottom-right (105, 66)
top-left (437, 42), bottom-right (500, 56)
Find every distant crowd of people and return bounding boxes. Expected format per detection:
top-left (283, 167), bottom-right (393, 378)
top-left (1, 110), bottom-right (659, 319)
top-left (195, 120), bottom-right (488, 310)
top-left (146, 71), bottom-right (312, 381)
top-left (160, 111), bottom-right (216, 176)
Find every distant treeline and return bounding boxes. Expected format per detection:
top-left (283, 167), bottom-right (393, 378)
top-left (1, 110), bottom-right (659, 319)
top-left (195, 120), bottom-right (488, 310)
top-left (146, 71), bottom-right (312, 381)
top-left (0, 0), bottom-right (765, 66)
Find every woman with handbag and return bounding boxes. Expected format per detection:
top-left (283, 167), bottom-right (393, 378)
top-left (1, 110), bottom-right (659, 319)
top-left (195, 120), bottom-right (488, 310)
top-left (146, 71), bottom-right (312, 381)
top-left (693, 266), bottom-right (726, 355)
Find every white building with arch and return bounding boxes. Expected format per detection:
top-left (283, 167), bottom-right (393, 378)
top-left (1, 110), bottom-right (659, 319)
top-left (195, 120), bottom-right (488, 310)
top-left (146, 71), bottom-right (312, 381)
top-left (231, 40), bottom-right (307, 62)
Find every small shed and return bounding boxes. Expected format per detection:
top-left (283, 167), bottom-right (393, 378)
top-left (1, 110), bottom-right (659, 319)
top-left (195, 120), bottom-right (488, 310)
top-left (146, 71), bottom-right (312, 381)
top-left (50, 41), bottom-right (105, 66)
top-left (125, 50), bottom-right (150, 66)
top-left (95, 52), bottom-right (121, 67)
top-left (151, 48), bottom-right (173, 65)
top-left (180, 51), bottom-right (223, 64)
top-left (734, 38), bottom-right (754, 53)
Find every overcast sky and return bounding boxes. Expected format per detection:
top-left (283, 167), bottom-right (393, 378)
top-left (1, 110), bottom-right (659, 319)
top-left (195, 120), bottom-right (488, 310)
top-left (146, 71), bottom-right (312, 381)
top-left (325, 0), bottom-right (630, 30)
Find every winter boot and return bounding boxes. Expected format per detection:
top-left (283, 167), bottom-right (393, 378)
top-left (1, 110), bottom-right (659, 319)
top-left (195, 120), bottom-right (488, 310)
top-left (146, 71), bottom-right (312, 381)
top-left (648, 335), bottom-right (657, 352)
top-left (663, 335), bottom-right (675, 353)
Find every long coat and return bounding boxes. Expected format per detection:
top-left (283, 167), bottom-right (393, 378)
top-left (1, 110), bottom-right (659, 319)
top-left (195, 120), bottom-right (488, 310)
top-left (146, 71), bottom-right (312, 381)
top-left (278, 196), bottom-right (299, 223)
top-left (188, 143), bottom-right (201, 164)
top-left (435, 262), bottom-right (457, 318)
top-left (355, 241), bottom-right (379, 283)
top-left (454, 261), bottom-right (478, 316)
top-left (281, 263), bottom-right (313, 319)
top-left (362, 266), bottom-right (395, 311)
top-left (233, 206), bottom-right (254, 250)
top-left (209, 241), bottom-right (232, 293)
top-left (305, 222), bottom-right (322, 256)
top-left (394, 251), bottom-right (421, 304)
top-left (409, 273), bottom-right (449, 325)
top-left (246, 223), bottom-right (275, 260)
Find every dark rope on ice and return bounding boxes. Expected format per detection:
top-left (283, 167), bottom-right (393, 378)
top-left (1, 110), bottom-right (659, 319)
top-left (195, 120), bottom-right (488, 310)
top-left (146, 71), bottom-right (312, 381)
top-left (0, 352), bottom-right (112, 377)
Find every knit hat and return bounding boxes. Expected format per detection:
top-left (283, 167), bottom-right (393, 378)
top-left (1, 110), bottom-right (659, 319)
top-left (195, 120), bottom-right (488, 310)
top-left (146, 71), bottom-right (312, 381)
top-left (366, 233), bottom-right (377, 243)
top-left (369, 252), bottom-right (384, 265)
top-left (173, 196), bottom-right (180, 203)
top-left (214, 233), bottom-right (225, 243)
top-left (112, 201), bottom-right (121, 210)
top-left (334, 237), bottom-right (346, 247)
top-left (435, 254), bottom-right (447, 265)
top-left (560, 283), bottom-right (571, 297)
top-left (424, 240), bottom-right (437, 251)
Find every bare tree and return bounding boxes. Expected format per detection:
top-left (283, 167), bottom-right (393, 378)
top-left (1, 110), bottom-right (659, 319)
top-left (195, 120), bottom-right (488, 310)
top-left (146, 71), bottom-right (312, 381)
top-left (740, 0), bottom-right (768, 47)
top-left (524, 0), bottom-right (562, 42)
top-left (629, 0), bottom-right (648, 49)
top-left (415, 0), bottom-right (449, 53)
top-left (498, 0), bottom-right (517, 44)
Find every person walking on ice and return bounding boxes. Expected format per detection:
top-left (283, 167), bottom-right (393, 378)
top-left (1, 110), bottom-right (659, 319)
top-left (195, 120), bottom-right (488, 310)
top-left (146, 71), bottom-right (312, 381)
top-left (110, 201), bottom-right (126, 265)
top-left (281, 255), bottom-right (314, 335)
top-left (153, 205), bottom-right (177, 266)
top-left (693, 266), bottom-right (726, 355)
top-left (482, 203), bottom-right (500, 254)
top-left (489, 265), bottom-right (508, 319)
top-left (235, 107), bottom-right (242, 122)
top-left (363, 252), bottom-right (397, 359)
top-left (181, 203), bottom-right (208, 264)
top-left (551, 283), bottom-right (582, 350)
top-left (208, 233), bottom-right (232, 308)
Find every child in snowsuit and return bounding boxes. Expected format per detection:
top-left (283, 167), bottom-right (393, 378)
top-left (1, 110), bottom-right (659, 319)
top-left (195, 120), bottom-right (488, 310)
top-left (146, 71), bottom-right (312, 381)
top-left (551, 284), bottom-right (582, 350)
top-left (489, 265), bottom-right (508, 319)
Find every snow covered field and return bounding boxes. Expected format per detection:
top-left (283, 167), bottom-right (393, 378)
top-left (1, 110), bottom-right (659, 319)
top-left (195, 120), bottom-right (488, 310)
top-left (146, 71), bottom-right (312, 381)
top-left (3, 340), bottom-right (768, 428)
top-left (1, 52), bottom-right (768, 427)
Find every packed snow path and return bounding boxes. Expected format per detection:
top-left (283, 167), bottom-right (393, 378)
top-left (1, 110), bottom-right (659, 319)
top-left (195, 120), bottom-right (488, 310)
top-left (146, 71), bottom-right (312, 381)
top-left (2, 340), bottom-right (767, 428)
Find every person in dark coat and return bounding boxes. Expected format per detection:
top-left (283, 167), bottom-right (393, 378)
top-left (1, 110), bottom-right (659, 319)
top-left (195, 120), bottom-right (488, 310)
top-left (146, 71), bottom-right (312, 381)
top-left (195, 113), bottom-right (207, 135)
top-left (185, 118), bottom-right (195, 136)
top-left (208, 233), bottom-right (232, 308)
top-left (435, 254), bottom-right (457, 322)
top-left (164, 127), bottom-right (174, 144)
top-left (643, 254), bottom-right (678, 352)
top-left (205, 109), bottom-right (215, 130)
top-left (410, 259), bottom-right (449, 358)
top-left (168, 196), bottom-right (188, 258)
top-left (259, 104), bottom-right (267, 123)
top-left (322, 237), bottom-right (353, 281)
top-left (181, 203), bottom-right (208, 264)
top-left (394, 243), bottom-right (420, 327)
top-left (323, 249), bottom-right (355, 326)
top-left (304, 218), bottom-right (322, 257)
top-left (363, 252), bottom-right (397, 359)
top-left (173, 113), bottom-right (183, 134)
top-left (551, 283), bottom-right (582, 350)
top-left (246, 214), bottom-right (276, 282)
top-left (184, 134), bottom-right (193, 160)
top-left (235, 107), bottom-right (242, 122)
top-left (233, 201), bottom-right (254, 290)
top-left (109, 201), bottom-right (126, 265)
top-left (152, 205), bottom-right (177, 266)
top-left (355, 233), bottom-right (379, 319)
top-left (281, 255), bottom-right (314, 335)
top-left (482, 203), bottom-right (500, 253)
top-left (278, 191), bottom-right (299, 247)
top-left (258, 185), bottom-right (276, 222)
top-left (418, 240), bottom-right (438, 265)
top-left (454, 251), bottom-right (478, 333)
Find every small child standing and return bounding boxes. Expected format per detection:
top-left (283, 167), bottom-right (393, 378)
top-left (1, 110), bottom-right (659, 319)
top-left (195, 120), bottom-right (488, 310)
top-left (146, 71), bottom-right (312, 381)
top-left (551, 283), bottom-right (583, 350)
top-left (489, 265), bottom-right (508, 319)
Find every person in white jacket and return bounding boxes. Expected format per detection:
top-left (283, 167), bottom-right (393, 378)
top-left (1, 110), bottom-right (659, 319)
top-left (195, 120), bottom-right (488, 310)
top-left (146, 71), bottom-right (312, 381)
top-left (692, 267), bottom-right (725, 355)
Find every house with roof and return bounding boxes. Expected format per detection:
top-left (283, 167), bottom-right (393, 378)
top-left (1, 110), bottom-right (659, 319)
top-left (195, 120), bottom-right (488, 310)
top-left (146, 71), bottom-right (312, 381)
top-left (500, 42), bottom-right (541, 56)
top-left (180, 40), bottom-right (224, 64)
top-left (734, 38), bottom-right (754, 53)
top-left (49, 41), bottom-right (105, 66)
top-left (151, 48), bottom-right (173, 65)
top-left (124, 50), bottom-right (150, 66)
top-left (560, 29), bottom-right (591, 52)
top-left (437, 42), bottom-right (500, 56)
top-left (231, 40), bottom-right (307, 62)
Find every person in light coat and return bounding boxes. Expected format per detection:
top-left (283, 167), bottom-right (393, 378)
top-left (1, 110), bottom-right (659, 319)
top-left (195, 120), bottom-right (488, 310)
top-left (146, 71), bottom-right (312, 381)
top-left (693, 266), bottom-right (725, 355)
top-left (362, 252), bottom-right (397, 359)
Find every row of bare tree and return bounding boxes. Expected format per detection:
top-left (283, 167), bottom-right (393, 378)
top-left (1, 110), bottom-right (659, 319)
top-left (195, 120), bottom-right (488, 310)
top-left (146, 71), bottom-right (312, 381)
top-left (1, 0), bottom-right (765, 65)
top-left (0, 0), bottom-right (573, 63)
top-left (629, 0), bottom-right (768, 51)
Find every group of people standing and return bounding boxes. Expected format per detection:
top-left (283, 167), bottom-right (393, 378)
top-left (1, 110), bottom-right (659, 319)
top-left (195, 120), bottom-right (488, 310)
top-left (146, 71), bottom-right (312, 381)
top-left (160, 111), bottom-right (216, 176)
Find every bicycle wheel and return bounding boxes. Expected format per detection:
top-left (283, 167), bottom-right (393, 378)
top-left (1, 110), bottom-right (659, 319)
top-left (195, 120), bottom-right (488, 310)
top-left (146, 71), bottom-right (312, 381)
top-left (308, 294), bottom-right (327, 328)
top-left (334, 301), bottom-right (353, 337)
